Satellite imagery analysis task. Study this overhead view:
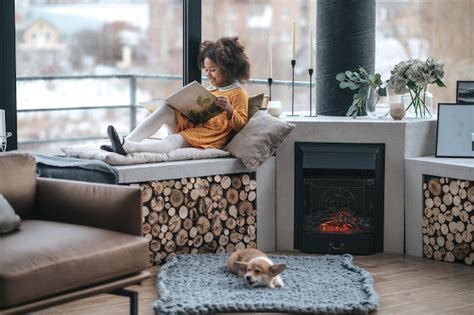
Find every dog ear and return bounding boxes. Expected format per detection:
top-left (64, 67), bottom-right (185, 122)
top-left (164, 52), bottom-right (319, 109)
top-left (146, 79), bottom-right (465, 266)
top-left (270, 263), bottom-right (286, 276)
top-left (233, 261), bottom-right (248, 273)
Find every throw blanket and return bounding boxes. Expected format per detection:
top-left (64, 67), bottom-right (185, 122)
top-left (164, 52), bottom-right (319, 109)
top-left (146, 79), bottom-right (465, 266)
top-left (35, 153), bottom-right (119, 184)
top-left (61, 144), bottom-right (231, 166)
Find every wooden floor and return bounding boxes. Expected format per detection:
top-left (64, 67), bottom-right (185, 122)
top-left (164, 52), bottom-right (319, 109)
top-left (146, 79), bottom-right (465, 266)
top-left (33, 253), bottom-right (474, 315)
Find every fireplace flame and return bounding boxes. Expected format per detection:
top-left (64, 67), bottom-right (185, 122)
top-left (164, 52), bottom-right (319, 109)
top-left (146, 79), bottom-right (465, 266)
top-left (318, 208), bottom-right (361, 233)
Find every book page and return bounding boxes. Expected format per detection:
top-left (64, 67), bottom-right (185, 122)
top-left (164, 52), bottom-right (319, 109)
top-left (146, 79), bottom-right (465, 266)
top-left (165, 81), bottom-right (220, 124)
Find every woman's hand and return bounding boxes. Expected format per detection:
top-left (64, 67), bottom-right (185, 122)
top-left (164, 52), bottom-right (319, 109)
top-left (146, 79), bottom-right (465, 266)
top-left (215, 96), bottom-right (233, 118)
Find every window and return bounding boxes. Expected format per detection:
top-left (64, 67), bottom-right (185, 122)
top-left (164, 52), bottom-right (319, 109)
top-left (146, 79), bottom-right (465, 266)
top-left (15, 0), bottom-right (183, 154)
top-left (7, 0), bottom-right (474, 154)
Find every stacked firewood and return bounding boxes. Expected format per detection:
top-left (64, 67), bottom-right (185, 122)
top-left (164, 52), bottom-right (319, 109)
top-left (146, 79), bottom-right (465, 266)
top-left (135, 174), bottom-right (257, 264)
top-left (422, 176), bottom-right (474, 265)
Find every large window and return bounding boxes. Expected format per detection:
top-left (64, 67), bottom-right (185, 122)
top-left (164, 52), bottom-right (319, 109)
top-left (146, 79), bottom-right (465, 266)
top-left (10, 0), bottom-right (474, 154)
top-left (15, 0), bottom-right (183, 154)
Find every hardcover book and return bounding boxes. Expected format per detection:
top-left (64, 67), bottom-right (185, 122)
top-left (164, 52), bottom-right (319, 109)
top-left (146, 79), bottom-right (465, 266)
top-left (139, 81), bottom-right (220, 124)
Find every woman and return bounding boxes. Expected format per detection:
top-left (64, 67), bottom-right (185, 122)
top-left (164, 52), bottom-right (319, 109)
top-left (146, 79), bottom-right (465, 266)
top-left (107, 36), bottom-right (250, 155)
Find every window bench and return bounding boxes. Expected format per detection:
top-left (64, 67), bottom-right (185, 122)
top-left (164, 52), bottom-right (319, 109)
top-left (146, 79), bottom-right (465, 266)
top-left (114, 157), bottom-right (276, 264)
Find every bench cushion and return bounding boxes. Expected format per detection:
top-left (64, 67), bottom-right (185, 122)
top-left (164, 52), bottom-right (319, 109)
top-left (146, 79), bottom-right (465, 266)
top-left (61, 145), bottom-right (230, 166)
top-left (0, 220), bottom-right (149, 308)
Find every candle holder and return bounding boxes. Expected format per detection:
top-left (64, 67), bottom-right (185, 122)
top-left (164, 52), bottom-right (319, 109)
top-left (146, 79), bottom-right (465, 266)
top-left (288, 59), bottom-right (299, 116)
top-left (0, 132), bottom-right (12, 152)
top-left (305, 68), bottom-right (316, 117)
top-left (267, 77), bottom-right (273, 101)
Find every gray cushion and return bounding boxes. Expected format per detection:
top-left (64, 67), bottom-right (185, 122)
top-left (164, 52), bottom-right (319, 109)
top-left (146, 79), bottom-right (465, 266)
top-left (225, 111), bottom-right (295, 171)
top-left (0, 194), bottom-right (21, 234)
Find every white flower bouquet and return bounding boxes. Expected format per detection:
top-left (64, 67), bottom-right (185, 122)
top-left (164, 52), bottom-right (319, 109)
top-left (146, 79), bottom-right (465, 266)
top-left (387, 58), bottom-right (446, 117)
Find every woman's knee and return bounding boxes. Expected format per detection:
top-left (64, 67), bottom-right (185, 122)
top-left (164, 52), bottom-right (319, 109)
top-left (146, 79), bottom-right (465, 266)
top-left (167, 134), bottom-right (191, 149)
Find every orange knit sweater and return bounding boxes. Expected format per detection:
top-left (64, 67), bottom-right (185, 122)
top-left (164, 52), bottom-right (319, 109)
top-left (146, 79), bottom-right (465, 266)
top-left (175, 86), bottom-right (248, 149)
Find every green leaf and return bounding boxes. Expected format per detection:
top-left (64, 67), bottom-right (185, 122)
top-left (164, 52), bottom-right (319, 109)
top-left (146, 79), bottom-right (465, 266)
top-left (339, 81), bottom-right (350, 89)
top-left (373, 73), bottom-right (383, 85)
top-left (407, 82), bottom-right (417, 90)
top-left (348, 82), bottom-right (359, 90)
top-left (336, 73), bottom-right (346, 81)
top-left (196, 96), bottom-right (202, 105)
top-left (345, 70), bottom-right (353, 78)
top-left (436, 79), bottom-right (446, 87)
top-left (346, 103), bottom-right (359, 118)
top-left (359, 67), bottom-right (369, 77)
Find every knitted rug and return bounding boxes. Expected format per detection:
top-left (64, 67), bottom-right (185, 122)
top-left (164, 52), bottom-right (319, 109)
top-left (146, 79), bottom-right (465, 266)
top-left (154, 253), bottom-right (378, 314)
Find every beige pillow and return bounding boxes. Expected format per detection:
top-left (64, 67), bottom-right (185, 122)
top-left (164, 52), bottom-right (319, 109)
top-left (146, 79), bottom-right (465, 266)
top-left (225, 111), bottom-right (295, 171)
top-left (0, 194), bottom-right (21, 234)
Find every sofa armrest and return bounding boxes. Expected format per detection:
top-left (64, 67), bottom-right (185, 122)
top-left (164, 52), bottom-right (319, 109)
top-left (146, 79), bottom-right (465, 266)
top-left (36, 178), bottom-right (142, 236)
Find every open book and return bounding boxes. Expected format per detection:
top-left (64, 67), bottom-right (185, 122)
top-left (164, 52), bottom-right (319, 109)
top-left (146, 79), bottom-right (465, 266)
top-left (140, 81), bottom-right (221, 124)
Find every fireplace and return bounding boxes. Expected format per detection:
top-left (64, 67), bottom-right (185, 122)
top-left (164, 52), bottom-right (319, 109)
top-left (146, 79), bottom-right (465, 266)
top-left (294, 142), bottom-right (385, 255)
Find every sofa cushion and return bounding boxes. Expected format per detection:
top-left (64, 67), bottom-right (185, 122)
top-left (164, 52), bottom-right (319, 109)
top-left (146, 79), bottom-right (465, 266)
top-left (0, 220), bottom-right (149, 308)
top-left (0, 152), bottom-right (37, 218)
top-left (0, 194), bottom-right (21, 234)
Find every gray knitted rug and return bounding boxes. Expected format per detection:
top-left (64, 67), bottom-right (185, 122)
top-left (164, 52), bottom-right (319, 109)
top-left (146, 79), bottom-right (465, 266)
top-left (154, 253), bottom-right (378, 314)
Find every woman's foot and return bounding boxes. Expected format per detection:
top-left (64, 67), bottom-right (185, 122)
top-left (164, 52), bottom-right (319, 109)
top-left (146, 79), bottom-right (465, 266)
top-left (107, 125), bottom-right (127, 155)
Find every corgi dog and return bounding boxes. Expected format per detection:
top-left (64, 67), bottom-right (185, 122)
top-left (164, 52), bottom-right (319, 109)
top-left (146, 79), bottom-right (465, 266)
top-left (227, 248), bottom-right (286, 288)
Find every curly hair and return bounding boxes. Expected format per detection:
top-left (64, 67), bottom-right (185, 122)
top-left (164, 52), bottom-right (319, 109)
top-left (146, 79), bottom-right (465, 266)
top-left (198, 37), bottom-right (251, 84)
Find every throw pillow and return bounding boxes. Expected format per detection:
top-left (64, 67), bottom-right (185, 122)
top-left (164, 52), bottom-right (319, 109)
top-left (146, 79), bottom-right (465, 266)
top-left (225, 111), bottom-right (295, 171)
top-left (0, 194), bottom-right (21, 234)
top-left (248, 93), bottom-right (264, 119)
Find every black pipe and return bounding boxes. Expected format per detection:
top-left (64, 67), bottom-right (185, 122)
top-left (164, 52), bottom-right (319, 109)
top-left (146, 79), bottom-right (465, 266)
top-left (316, 0), bottom-right (375, 116)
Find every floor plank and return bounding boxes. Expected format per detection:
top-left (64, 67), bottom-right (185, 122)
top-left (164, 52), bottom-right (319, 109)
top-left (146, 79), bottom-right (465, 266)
top-left (30, 253), bottom-right (473, 315)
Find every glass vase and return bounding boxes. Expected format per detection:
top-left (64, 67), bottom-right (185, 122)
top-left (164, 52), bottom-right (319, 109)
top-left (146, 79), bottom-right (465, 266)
top-left (401, 88), bottom-right (433, 118)
top-left (366, 85), bottom-right (390, 119)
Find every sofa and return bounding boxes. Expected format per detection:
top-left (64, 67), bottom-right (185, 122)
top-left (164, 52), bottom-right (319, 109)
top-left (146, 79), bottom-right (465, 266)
top-left (0, 152), bottom-right (150, 314)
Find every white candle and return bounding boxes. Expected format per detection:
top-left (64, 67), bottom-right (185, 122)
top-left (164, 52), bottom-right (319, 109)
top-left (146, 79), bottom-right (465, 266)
top-left (0, 110), bottom-right (5, 137)
top-left (268, 37), bottom-right (273, 78)
top-left (308, 28), bottom-right (313, 69)
top-left (291, 20), bottom-right (296, 60)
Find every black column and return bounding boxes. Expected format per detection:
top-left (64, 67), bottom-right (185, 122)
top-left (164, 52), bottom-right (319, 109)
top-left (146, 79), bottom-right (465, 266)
top-left (316, 0), bottom-right (375, 116)
top-left (183, 0), bottom-right (202, 85)
top-left (0, 0), bottom-right (17, 150)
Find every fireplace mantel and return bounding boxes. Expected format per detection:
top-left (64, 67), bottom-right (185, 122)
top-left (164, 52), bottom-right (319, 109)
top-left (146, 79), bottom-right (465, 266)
top-left (275, 114), bottom-right (437, 254)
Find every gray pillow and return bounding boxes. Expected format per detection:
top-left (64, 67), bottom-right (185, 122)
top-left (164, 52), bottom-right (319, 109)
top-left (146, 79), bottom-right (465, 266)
top-left (0, 194), bottom-right (21, 234)
top-left (225, 111), bottom-right (295, 171)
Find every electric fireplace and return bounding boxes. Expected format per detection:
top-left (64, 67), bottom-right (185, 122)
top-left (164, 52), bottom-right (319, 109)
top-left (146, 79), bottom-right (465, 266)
top-left (294, 142), bottom-right (385, 255)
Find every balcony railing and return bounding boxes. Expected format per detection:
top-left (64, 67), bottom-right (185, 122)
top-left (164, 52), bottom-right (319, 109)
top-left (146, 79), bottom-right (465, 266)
top-left (17, 74), bottom-right (311, 147)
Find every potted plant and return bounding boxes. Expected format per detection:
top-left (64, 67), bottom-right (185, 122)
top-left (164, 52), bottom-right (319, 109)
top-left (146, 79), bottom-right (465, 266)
top-left (336, 67), bottom-right (384, 118)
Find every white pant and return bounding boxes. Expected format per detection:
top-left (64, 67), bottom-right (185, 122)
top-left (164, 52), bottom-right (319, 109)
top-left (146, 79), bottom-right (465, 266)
top-left (124, 105), bottom-right (191, 153)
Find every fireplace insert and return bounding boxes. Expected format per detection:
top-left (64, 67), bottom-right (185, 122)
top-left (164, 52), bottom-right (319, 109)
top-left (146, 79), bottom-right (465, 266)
top-left (294, 142), bottom-right (384, 255)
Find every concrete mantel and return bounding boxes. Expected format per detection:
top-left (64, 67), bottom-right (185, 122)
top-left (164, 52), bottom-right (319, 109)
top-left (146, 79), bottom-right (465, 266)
top-left (275, 115), bottom-right (437, 254)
